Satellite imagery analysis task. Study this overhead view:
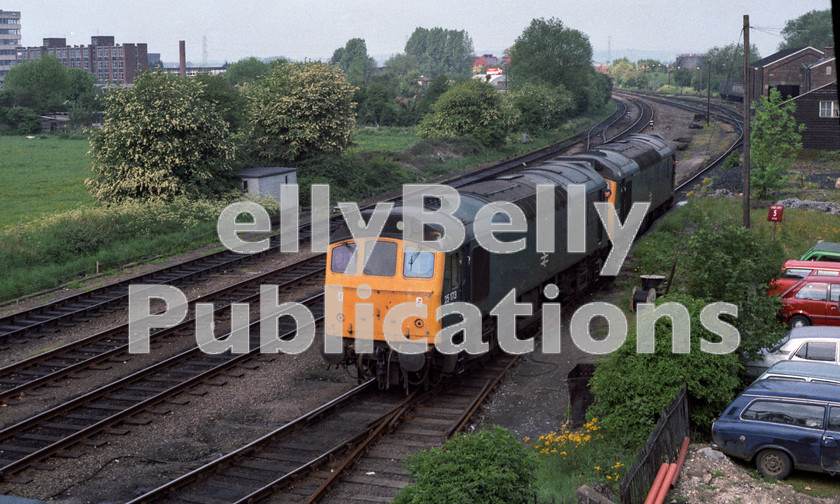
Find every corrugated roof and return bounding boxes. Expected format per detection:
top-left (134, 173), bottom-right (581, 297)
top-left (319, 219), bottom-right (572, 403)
top-left (236, 167), bottom-right (296, 178)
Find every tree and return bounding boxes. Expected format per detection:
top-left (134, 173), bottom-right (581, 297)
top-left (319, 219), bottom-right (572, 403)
top-left (87, 71), bottom-right (236, 202)
top-left (404, 27), bottom-right (474, 77)
top-left (193, 72), bottom-right (247, 133)
top-left (356, 82), bottom-right (399, 126)
top-left (506, 18), bottom-right (596, 112)
top-left (672, 68), bottom-right (692, 87)
top-left (750, 88), bottom-right (804, 199)
top-left (66, 68), bottom-right (99, 127)
top-left (247, 61), bottom-right (357, 163)
top-left (682, 220), bottom-right (788, 359)
top-left (505, 81), bottom-right (574, 132)
top-left (3, 55), bottom-right (70, 112)
top-left (224, 57), bottom-right (271, 86)
top-left (417, 79), bottom-right (514, 146)
top-left (331, 38), bottom-right (376, 86)
top-left (699, 43), bottom-right (761, 92)
top-left (415, 74), bottom-right (450, 115)
top-left (779, 9), bottom-right (834, 50)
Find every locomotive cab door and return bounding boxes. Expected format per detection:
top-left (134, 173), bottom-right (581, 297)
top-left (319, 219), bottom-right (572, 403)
top-left (442, 249), bottom-right (465, 305)
top-left (620, 179), bottom-right (633, 221)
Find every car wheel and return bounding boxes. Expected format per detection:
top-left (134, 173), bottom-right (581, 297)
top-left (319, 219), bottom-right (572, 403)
top-left (756, 449), bottom-right (792, 479)
top-left (788, 315), bottom-right (810, 329)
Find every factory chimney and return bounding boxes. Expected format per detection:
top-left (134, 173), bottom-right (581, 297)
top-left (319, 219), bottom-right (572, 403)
top-left (179, 40), bottom-right (186, 77)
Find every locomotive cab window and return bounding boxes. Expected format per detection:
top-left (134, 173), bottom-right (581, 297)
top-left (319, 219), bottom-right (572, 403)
top-left (330, 242), bottom-right (357, 274)
top-left (404, 246), bottom-right (435, 279)
top-left (363, 241), bottom-right (397, 277)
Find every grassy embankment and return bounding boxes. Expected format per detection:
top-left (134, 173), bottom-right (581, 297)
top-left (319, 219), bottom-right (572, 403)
top-left (0, 105), bottom-right (616, 303)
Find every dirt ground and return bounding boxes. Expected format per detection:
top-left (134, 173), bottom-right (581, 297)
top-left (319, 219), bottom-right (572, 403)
top-left (0, 97), bottom-right (754, 503)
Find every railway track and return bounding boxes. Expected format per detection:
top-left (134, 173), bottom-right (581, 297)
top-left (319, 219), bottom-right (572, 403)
top-left (125, 356), bottom-right (517, 504)
top-left (0, 255), bottom-right (324, 406)
top-left (613, 89), bottom-right (745, 196)
top-left (0, 292), bottom-right (325, 484)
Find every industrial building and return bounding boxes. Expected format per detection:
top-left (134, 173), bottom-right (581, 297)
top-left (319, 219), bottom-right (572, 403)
top-left (0, 10), bottom-right (21, 88)
top-left (16, 36), bottom-right (149, 85)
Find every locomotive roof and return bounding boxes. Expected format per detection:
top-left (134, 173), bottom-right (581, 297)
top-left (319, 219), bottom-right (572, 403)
top-left (557, 134), bottom-right (674, 181)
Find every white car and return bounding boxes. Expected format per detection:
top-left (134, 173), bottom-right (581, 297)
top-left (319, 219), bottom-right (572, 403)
top-left (743, 326), bottom-right (840, 378)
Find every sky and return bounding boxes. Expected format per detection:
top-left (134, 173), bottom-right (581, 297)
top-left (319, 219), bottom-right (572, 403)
top-left (2, 0), bottom-right (833, 65)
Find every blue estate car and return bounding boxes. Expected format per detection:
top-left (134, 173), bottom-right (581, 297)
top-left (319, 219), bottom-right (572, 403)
top-left (711, 380), bottom-right (840, 479)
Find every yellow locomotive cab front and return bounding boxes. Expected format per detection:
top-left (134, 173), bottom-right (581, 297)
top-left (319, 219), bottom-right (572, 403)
top-left (324, 237), bottom-right (444, 352)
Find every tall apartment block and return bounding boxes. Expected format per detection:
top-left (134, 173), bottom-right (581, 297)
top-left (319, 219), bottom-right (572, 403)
top-left (0, 10), bottom-right (21, 88)
top-left (17, 35), bottom-right (149, 85)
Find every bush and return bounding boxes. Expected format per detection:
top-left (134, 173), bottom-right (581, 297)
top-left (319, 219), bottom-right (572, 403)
top-left (6, 106), bottom-right (40, 134)
top-left (87, 71), bottom-right (237, 202)
top-left (682, 220), bottom-right (787, 358)
top-left (417, 79), bottom-right (515, 147)
top-left (296, 152), bottom-right (413, 206)
top-left (588, 294), bottom-right (742, 449)
top-left (393, 426), bottom-right (536, 504)
top-left (505, 82), bottom-right (575, 133)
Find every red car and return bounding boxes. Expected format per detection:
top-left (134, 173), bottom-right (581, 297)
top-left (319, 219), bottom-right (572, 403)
top-left (780, 275), bottom-right (840, 328)
top-left (770, 260), bottom-right (840, 297)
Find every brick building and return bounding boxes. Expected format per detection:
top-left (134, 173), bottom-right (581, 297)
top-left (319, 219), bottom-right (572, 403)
top-left (788, 82), bottom-right (839, 150)
top-left (16, 36), bottom-right (149, 85)
top-left (749, 46), bottom-right (824, 100)
top-left (804, 46), bottom-right (836, 91)
top-left (0, 10), bottom-right (21, 88)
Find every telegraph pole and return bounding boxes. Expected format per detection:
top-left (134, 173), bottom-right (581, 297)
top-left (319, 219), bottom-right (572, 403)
top-left (742, 15), bottom-right (751, 228)
top-left (706, 61), bottom-right (711, 125)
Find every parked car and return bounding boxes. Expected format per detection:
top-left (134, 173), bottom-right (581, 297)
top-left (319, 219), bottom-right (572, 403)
top-left (711, 379), bottom-right (840, 478)
top-left (744, 326), bottom-right (840, 378)
top-left (801, 242), bottom-right (840, 262)
top-left (779, 275), bottom-right (840, 327)
top-left (755, 360), bottom-right (840, 385)
top-left (770, 260), bottom-right (840, 296)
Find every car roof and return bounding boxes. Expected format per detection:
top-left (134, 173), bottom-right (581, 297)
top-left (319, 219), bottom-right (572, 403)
top-left (783, 259), bottom-right (840, 270)
top-left (744, 379), bottom-right (840, 402)
top-left (788, 326), bottom-right (840, 339)
top-left (762, 361), bottom-right (840, 380)
top-left (809, 242), bottom-right (840, 254)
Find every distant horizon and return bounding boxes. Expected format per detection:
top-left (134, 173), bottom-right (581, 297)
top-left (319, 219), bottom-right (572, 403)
top-left (2, 0), bottom-right (829, 66)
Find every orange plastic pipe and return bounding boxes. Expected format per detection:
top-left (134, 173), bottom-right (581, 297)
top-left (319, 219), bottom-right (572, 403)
top-left (670, 437), bottom-right (691, 487)
top-left (642, 462), bottom-right (670, 504)
top-left (653, 463), bottom-right (679, 504)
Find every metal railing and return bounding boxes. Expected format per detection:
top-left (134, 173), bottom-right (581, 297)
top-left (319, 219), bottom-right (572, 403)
top-left (619, 386), bottom-right (689, 504)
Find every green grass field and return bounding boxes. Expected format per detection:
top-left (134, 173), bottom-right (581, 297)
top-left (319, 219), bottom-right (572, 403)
top-left (0, 135), bottom-right (94, 232)
top-left (352, 126), bottom-right (421, 152)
